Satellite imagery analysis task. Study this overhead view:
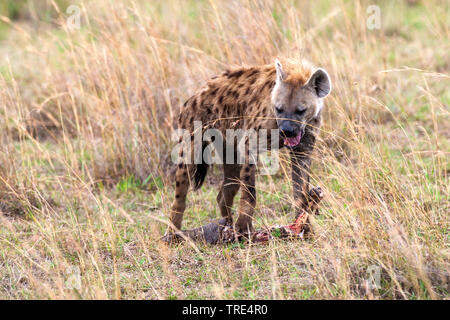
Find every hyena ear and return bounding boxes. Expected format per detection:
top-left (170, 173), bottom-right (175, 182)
top-left (275, 59), bottom-right (285, 83)
top-left (306, 68), bottom-right (332, 98)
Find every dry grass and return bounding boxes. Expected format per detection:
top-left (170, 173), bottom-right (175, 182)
top-left (0, 0), bottom-right (448, 299)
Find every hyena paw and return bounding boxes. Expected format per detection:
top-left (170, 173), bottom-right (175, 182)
top-left (161, 230), bottom-right (183, 244)
top-left (308, 186), bottom-right (324, 215)
top-left (309, 186), bottom-right (324, 202)
top-left (235, 221), bottom-right (254, 240)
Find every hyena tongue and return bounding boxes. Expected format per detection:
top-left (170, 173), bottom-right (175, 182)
top-left (283, 132), bottom-right (302, 147)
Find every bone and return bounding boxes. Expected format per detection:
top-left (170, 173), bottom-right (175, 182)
top-left (161, 218), bottom-right (234, 244)
top-left (162, 186), bottom-right (324, 245)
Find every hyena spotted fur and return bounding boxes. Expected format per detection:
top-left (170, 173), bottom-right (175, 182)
top-left (168, 58), bottom-right (331, 237)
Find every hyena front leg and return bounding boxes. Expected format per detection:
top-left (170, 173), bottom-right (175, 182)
top-left (291, 151), bottom-right (316, 235)
top-left (168, 163), bottom-right (190, 232)
top-left (217, 164), bottom-right (241, 223)
top-left (291, 151), bottom-right (311, 211)
top-left (235, 163), bottom-right (256, 236)
top-left (290, 126), bottom-right (317, 213)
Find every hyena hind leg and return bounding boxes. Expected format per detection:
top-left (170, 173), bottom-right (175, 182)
top-left (168, 163), bottom-right (190, 232)
top-left (217, 164), bottom-right (241, 222)
top-left (235, 163), bottom-right (257, 235)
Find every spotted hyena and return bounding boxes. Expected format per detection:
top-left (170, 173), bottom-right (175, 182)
top-left (167, 58), bottom-right (331, 237)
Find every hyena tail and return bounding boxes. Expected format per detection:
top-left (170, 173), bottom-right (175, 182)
top-left (192, 163), bottom-right (209, 190)
top-left (191, 141), bottom-right (210, 190)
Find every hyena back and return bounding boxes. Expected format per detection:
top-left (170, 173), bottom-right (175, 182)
top-left (169, 58), bottom-right (331, 236)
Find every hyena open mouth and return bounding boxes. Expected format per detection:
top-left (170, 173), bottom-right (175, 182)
top-left (283, 131), bottom-right (302, 147)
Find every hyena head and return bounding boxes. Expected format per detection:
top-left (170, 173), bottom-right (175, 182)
top-left (271, 59), bottom-right (331, 148)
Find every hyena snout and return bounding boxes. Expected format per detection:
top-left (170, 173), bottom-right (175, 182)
top-left (279, 120), bottom-right (301, 138)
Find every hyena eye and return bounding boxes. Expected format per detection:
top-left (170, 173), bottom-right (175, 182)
top-left (275, 106), bottom-right (283, 113)
top-left (295, 108), bottom-right (306, 116)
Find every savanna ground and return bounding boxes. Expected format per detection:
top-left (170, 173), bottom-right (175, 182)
top-left (0, 0), bottom-right (448, 300)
